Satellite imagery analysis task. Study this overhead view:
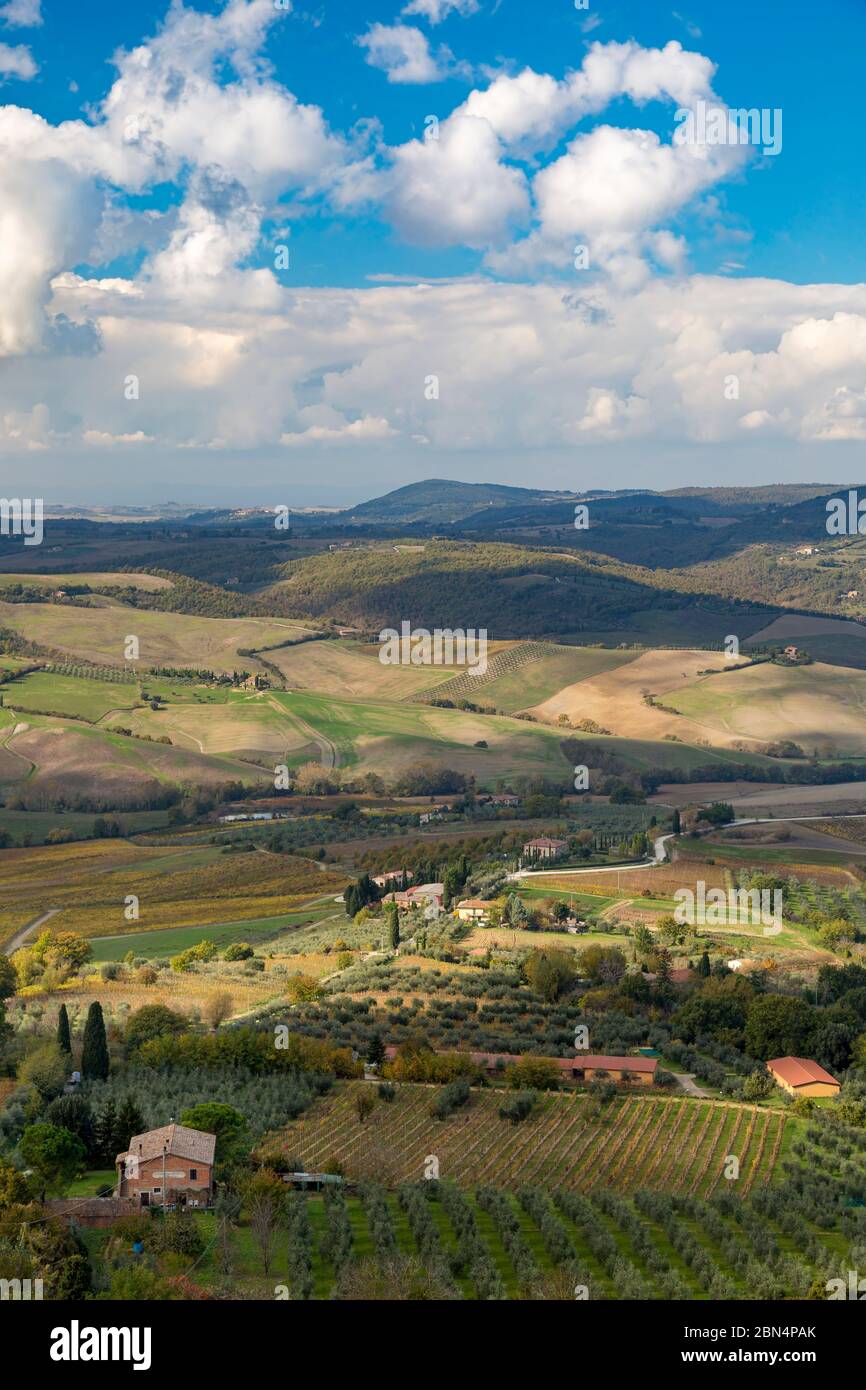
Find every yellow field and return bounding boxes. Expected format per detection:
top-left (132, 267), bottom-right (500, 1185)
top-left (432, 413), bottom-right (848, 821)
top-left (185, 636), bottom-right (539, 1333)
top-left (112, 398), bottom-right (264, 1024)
top-left (0, 599), bottom-right (311, 674)
top-left (267, 639), bottom-right (459, 698)
top-left (0, 839), bottom-right (345, 940)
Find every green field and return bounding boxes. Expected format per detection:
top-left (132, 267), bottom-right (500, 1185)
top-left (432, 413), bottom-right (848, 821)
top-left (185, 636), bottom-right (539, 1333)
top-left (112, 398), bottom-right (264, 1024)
top-left (89, 904), bottom-right (338, 960)
top-left (0, 807), bottom-right (170, 845)
top-left (667, 659), bottom-right (866, 756)
top-left (0, 670), bottom-right (140, 720)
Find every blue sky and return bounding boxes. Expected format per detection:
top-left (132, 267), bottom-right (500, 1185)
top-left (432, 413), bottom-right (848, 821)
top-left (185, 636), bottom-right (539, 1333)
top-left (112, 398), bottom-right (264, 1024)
top-left (0, 0), bottom-right (864, 503)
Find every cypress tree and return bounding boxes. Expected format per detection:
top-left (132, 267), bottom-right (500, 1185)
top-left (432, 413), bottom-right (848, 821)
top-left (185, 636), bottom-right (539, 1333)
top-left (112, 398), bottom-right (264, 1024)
top-left (81, 1001), bottom-right (110, 1081)
top-left (387, 903), bottom-right (400, 951)
top-left (95, 1099), bottom-right (118, 1166)
top-left (698, 950), bottom-right (711, 978)
top-left (117, 1095), bottom-right (146, 1149)
top-left (57, 1003), bottom-right (72, 1056)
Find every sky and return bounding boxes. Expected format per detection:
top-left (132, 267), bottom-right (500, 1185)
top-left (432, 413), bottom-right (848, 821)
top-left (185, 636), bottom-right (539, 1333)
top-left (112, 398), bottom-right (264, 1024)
top-left (0, 0), bottom-right (864, 506)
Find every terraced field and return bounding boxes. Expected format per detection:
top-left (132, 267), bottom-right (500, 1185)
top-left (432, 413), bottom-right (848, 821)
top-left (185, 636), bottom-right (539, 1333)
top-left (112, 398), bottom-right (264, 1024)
top-left (276, 1082), bottom-right (785, 1195)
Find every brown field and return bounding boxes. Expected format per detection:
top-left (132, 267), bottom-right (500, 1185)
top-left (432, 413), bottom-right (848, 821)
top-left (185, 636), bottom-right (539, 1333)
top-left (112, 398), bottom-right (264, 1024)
top-left (530, 648), bottom-right (733, 741)
top-left (1, 718), bottom-right (265, 794)
top-left (268, 639), bottom-right (466, 699)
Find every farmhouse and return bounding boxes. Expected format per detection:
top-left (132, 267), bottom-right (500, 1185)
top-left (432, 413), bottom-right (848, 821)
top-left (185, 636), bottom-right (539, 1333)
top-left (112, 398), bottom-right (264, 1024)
top-left (116, 1123), bottom-right (216, 1208)
top-left (383, 882), bottom-right (444, 909)
top-left (472, 1052), bottom-right (656, 1085)
top-left (373, 870), bottom-right (412, 888)
top-left (490, 794), bottom-right (520, 808)
top-left (562, 1054), bottom-right (657, 1085)
top-left (523, 836), bottom-right (568, 861)
top-left (455, 898), bottom-right (493, 922)
top-left (767, 1056), bottom-right (841, 1098)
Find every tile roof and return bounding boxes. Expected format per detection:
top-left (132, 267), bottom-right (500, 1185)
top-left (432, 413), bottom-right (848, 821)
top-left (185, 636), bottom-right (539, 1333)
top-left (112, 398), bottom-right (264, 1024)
top-left (767, 1056), bottom-right (840, 1088)
top-left (117, 1123), bottom-right (216, 1166)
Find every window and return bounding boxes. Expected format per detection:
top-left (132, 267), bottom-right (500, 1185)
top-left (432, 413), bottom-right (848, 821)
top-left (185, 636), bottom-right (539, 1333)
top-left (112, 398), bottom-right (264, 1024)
top-left (153, 1186), bottom-right (161, 1194)
top-left (190, 1169), bottom-right (197, 1180)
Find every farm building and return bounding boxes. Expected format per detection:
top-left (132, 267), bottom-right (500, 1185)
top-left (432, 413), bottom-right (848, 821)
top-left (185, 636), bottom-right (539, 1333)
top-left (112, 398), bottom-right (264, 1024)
top-left (474, 1052), bottom-right (657, 1086)
top-left (384, 882), bottom-right (444, 909)
top-left (455, 898), bottom-right (493, 921)
top-left (522, 836), bottom-right (568, 860)
top-left (116, 1123), bottom-right (216, 1209)
top-left (766, 1056), bottom-right (841, 1098)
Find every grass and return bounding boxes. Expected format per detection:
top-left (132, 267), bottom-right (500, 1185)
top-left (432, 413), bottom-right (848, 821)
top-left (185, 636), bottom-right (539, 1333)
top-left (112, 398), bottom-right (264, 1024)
top-left (89, 902), bottom-right (340, 960)
top-left (0, 670), bottom-right (141, 720)
top-left (66, 1169), bottom-right (116, 1196)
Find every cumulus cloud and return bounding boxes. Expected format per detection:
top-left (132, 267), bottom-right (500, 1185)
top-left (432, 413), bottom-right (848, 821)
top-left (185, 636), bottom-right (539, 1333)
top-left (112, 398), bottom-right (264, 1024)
top-left (0, 0), bottom-right (344, 355)
top-left (0, 8), bottom-right (861, 485)
top-left (0, 40), bottom-right (35, 77)
top-left (401, 0), bottom-right (479, 22)
top-left (0, 0), bottom-right (42, 27)
top-left (357, 23), bottom-right (465, 84)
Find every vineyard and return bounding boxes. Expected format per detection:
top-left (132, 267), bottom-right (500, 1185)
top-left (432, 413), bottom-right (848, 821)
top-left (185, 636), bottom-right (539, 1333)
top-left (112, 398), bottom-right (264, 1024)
top-left (409, 641), bottom-right (560, 704)
top-left (273, 1083), bottom-right (785, 1195)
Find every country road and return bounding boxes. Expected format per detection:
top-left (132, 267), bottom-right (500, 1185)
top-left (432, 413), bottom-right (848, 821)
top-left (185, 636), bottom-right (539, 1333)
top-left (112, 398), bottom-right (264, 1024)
top-left (4, 908), bottom-right (61, 955)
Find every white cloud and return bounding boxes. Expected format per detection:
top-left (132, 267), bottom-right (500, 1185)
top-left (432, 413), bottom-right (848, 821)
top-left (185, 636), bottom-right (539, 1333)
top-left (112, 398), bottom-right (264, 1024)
top-left (0, 40), bottom-right (35, 77)
top-left (83, 429), bottom-right (154, 446)
top-left (0, 0), bottom-right (345, 355)
top-left (401, 0), bottom-right (479, 22)
top-left (357, 23), bottom-right (463, 84)
top-left (280, 415), bottom-right (397, 446)
top-left (0, 0), bottom-right (42, 27)
top-left (382, 114), bottom-right (529, 247)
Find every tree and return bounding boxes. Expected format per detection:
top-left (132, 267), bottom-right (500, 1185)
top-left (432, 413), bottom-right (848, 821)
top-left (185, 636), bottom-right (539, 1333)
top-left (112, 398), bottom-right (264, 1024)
top-left (0, 1157), bottom-right (28, 1209)
top-left (56, 1004), bottom-right (72, 1056)
top-left (387, 903), bottom-right (400, 951)
top-left (116, 1096), bottom-right (146, 1151)
top-left (203, 992), bottom-right (234, 1030)
top-left (505, 1056), bottom-right (560, 1090)
top-left (125, 1003), bottom-right (186, 1053)
top-left (0, 953), bottom-right (16, 1000)
top-left (368, 1033), bottom-right (386, 1067)
top-left (355, 1090), bottom-right (376, 1123)
top-left (244, 1171), bottom-right (285, 1276)
top-left (671, 808), bottom-right (681, 834)
top-left (744, 995), bottom-right (817, 1061)
top-left (81, 1001), bottom-right (109, 1080)
top-left (180, 1102), bottom-right (247, 1164)
top-left (19, 1123), bottom-right (85, 1200)
top-left (45, 1095), bottom-right (96, 1165)
top-left (18, 1040), bottom-right (68, 1100)
top-left (698, 950), bottom-right (711, 978)
top-left (525, 948), bottom-right (576, 1001)
top-left (94, 1099), bottom-right (120, 1167)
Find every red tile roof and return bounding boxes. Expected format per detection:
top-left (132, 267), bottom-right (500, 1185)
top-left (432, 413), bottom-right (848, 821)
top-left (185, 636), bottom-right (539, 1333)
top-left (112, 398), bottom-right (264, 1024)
top-left (767, 1056), bottom-right (840, 1089)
